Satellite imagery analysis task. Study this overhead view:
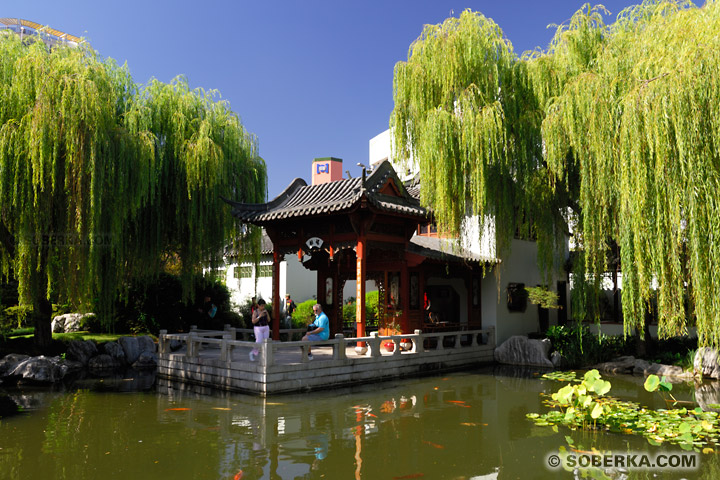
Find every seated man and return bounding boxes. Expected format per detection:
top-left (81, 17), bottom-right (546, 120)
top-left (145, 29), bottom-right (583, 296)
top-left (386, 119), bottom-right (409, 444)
top-left (302, 304), bottom-right (329, 361)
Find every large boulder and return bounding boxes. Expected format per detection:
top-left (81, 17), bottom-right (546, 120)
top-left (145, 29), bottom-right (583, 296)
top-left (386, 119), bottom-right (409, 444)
top-left (494, 336), bottom-right (553, 368)
top-left (137, 336), bottom-right (156, 355)
top-left (119, 337), bottom-right (141, 364)
top-left (51, 313), bottom-right (94, 333)
top-left (101, 341), bottom-right (127, 366)
top-left (695, 347), bottom-right (720, 379)
top-left (132, 351), bottom-right (157, 369)
top-left (0, 354), bottom-right (30, 377)
top-left (88, 354), bottom-right (117, 371)
top-left (67, 340), bottom-right (98, 366)
top-left (6, 356), bottom-right (68, 384)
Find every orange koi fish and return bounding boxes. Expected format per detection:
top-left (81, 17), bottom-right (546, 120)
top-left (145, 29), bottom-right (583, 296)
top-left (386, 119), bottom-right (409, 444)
top-left (366, 413), bottom-right (378, 418)
top-left (233, 470), bottom-right (244, 480)
top-left (393, 474), bottom-right (425, 479)
top-left (165, 408), bottom-right (191, 411)
top-left (446, 400), bottom-right (465, 404)
top-left (422, 440), bottom-right (445, 449)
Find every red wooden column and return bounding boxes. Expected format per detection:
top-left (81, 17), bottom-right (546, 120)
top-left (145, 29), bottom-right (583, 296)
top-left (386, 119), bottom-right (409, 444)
top-left (272, 249), bottom-right (281, 340)
top-left (355, 234), bottom-right (366, 342)
top-left (400, 263), bottom-right (409, 333)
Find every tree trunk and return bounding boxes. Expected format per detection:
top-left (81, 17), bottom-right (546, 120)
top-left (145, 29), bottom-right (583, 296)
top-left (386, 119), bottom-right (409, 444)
top-left (33, 297), bottom-right (53, 351)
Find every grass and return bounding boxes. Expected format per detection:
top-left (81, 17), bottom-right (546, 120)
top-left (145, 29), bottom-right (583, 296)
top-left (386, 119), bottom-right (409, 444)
top-left (1, 329), bottom-right (153, 357)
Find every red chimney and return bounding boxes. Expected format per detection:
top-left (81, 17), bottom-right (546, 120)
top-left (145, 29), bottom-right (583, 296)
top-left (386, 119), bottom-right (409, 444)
top-left (312, 157), bottom-right (343, 185)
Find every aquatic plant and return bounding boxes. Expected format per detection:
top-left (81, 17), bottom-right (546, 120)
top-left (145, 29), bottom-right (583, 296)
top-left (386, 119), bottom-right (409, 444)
top-left (528, 370), bottom-right (720, 451)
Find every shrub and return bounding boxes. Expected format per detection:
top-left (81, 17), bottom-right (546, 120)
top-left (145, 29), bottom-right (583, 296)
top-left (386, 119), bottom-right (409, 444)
top-left (342, 291), bottom-right (380, 326)
top-left (292, 300), bottom-right (316, 328)
top-left (546, 323), bottom-right (629, 368)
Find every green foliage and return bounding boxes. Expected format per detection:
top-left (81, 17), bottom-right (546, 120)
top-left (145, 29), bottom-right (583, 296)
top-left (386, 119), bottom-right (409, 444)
top-left (391, 2), bottom-right (720, 347)
top-left (0, 32), bottom-right (266, 347)
top-left (545, 323), bottom-right (628, 367)
top-left (365, 290), bottom-right (379, 326)
top-left (341, 290), bottom-right (380, 326)
top-left (530, 369), bottom-right (720, 450)
top-left (525, 286), bottom-right (560, 309)
top-left (292, 300), bottom-right (316, 327)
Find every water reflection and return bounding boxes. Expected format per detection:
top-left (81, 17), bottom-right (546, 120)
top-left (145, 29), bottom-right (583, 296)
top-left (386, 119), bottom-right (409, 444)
top-left (2, 367), bottom-right (720, 479)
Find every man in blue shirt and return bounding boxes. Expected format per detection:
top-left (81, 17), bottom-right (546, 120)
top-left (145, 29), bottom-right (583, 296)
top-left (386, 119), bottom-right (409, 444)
top-left (302, 304), bottom-right (329, 361)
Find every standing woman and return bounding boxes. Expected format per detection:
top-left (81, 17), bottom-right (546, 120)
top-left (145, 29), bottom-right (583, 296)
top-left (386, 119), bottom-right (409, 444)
top-left (250, 299), bottom-right (271, 361)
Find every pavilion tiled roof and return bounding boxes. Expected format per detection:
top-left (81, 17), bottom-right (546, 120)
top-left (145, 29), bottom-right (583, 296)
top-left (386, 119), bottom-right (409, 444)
top-left (225, 161), bottom-right (429, 223)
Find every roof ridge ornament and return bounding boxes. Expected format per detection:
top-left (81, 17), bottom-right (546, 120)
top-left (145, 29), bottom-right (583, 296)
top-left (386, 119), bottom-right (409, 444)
top-left (357, 163), bottom-right (367, 191)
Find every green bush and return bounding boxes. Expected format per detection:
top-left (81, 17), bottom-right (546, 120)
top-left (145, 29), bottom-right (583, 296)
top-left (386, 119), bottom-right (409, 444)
top-left (546, 323), bottom-right (628, 368)
top-left (292, 300), bottom-right (316, 328)
top-left (342, 291), bottom-right (380, 326)
top-left (2, 305), bottom-right (33, 329)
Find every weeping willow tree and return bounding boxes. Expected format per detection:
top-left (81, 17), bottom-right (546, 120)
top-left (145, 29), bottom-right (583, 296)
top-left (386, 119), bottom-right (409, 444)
top-left (0, 32), bottom-right (266, 348)
top-left (390, 10), bottom-right (569, 291)
top-left (392, 1), bottom-right (720, 347)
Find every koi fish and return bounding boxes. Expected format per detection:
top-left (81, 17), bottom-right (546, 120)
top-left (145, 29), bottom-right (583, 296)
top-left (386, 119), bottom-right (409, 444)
top-left (165, 408), bottom-right (191, 411)
top-left (212, 407), bottom-right (231, 411)
top-left (460, 422), bottom-right (487, 427)
top-left (423, 440), bottom-right (445, 449)
top-left (446, 400), bottom-right (466, 404)
top-left (233, 470), bottom-right (244, 480)
top-left (393, 474), bottom-right (425, 479)
top-left (366, 413), bottom-right (377, 418)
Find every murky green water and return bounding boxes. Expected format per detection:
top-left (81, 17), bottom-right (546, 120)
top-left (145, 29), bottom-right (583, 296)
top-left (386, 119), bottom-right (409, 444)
top-left (1, 367), bottom-right (718, 479)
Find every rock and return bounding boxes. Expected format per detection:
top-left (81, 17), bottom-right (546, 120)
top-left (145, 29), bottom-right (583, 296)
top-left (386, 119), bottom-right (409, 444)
top-left (695, 347), bottom-right (720, 379)
top-left (67, 340), bottom-right (98, 366)
top-left (132, 351), bottom-right (157, 369)
top-left (550, 351), bottom-right (568, 368)
top-left (494, 336), bottom-right (553, 368)
top-left (50, 313), bottom-right (94, 333)
top-left (101, 341), bottom-right (126, 366)
top-left (0, 354), bottom-right (30, 377)
top-left (6, 356), bottom-right (68, 384)
top-left (137, 335), bottom-right (156, 354)
top-left (119, 337), bottom-right (140, 364)
top-left (593, 356), bottom-right (637, 374)
top-left (655, 364), bottom-right (692, 378)
top-left (88, 354), bottom-right (117, 370)
top-left (51, 316), bottom-right (64, 333)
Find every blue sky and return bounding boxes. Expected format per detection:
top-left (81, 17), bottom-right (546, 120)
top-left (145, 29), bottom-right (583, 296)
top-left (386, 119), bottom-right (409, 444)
top-left (6, 0), bottom-right (642, 198)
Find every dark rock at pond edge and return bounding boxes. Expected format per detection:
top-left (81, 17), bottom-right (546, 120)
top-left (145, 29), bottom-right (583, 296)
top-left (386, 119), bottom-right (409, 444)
top-left (132, 351), bottom-right (157, 369)
top-left (0, 335), bottom-right (158, 388)
top-left (67, 340), bottom-right (98, 366)
top-left (592, 355), bottom-right (693, 380)
top-left (0, 353), bottom-right (29, 377)
top-left (88, 354), bottom-right (118, 371)
top-left (118, 336), bottom-right (155, 364)
top-left (494, 335), bottom-right (553, 368)
top-left (5, 356), bottom-right (82, 385)
top-left (101, 341), bottom-right (127, 365)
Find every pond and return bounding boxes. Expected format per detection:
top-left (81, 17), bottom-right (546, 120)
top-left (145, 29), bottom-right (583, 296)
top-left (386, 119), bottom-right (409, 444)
top-left (1, 367), bottom-right (718, 479)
